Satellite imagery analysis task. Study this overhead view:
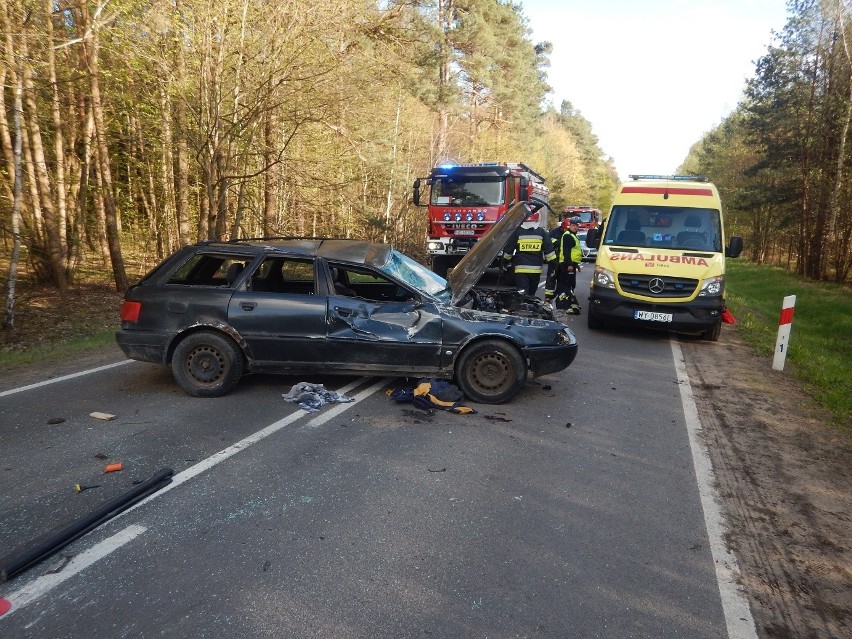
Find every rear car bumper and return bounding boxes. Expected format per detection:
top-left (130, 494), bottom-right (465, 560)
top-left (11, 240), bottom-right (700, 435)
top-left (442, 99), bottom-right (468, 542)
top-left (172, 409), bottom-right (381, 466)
top-left (115, 330), bottom-right (171, 364)
top-left (588, 289), bottom-right (723, 332)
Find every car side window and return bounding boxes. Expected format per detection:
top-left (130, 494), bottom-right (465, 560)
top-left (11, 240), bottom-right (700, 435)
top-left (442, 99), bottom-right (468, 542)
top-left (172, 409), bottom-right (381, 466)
top-left (329, 264), bottom-right (414, 302)
top-left (250, 257), bottom-right (315, 294)
top-left (166, 253), bottom-right (251, 287)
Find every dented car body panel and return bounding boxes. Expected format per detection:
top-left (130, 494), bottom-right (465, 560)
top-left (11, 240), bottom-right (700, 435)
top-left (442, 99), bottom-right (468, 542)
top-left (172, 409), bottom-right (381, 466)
top-left (116, 222), bottom-right (577, 400)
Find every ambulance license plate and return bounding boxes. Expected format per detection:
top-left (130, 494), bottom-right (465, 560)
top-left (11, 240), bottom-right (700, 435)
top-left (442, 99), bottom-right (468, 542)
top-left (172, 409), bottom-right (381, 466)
top-left (635, 310), bottom-right (673, 322)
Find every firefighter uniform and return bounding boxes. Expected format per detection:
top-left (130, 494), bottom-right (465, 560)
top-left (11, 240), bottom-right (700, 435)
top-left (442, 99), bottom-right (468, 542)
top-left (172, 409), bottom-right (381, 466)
top-left (544, 220), bottom-right (567, 299)
top-left (556, 219), bottom-right (583, 314)
top-left (502, 227), bottom-right (557, 297)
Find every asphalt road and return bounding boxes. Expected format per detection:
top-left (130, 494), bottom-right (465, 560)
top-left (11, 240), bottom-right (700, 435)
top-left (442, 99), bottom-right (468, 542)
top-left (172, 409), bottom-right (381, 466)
top-left (0, 267), bottom-right (747, 638)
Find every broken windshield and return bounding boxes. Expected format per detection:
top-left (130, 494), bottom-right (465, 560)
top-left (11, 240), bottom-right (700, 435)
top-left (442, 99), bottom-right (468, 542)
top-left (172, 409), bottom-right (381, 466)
top-left (378, 250), bottom-right (451, 302)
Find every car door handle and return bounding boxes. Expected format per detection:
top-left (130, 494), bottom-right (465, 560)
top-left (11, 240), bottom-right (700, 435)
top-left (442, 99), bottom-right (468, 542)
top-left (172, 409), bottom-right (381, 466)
top-left (240, 302), bottom-right (257, 311)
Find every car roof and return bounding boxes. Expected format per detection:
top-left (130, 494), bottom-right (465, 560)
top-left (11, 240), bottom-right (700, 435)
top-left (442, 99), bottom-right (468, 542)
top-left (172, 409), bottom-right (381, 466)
top-left (199, 238), bottom-right (393, 268)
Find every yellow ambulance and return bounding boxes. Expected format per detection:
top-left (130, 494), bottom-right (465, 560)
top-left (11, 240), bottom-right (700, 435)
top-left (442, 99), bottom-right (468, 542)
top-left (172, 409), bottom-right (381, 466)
top-left (584, 175), bottom-right (743, 341)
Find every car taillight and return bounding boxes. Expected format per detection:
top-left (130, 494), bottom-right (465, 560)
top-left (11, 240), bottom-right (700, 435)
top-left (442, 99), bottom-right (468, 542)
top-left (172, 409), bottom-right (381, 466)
top-left (121, 301), bottom-right (142, 322)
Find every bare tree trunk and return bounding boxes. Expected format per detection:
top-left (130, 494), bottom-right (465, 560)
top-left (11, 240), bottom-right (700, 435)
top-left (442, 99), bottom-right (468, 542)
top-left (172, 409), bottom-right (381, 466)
top-left (4, 21), bottom-right (24, 329)
top-left (46, 0), bottom-right (70, 281)
top-left (436, 0), bottom-right (453, 161)
top-left (172, 10), bottom-right (191, 246)
top-left (828, 0), bottom-right (852, 242)
top-left (262, 111), bottom-right (278, 236)
top-left (81, 3), bottom-right (127, 291)
top-left (22, 19), bottom-right (67, 290)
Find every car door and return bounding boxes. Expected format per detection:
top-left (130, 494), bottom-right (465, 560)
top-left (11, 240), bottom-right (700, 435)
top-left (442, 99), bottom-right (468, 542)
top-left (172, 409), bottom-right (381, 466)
top-left (227, 257), bottom-right (327, 370)
top-left (324, 264), bottom-right (444, 374)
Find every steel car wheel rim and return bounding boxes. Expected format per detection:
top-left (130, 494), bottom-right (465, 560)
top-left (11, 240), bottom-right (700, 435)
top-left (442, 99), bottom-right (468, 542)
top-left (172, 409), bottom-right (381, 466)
top-left (185, 345), bottom-right (226, 384)
top-left (469, 352), bottom-right (513, 393)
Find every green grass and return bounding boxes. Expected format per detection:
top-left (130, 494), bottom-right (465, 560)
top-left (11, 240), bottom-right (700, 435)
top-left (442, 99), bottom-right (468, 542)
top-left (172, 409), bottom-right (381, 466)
top-left (1, 330), bottom-right (117, 369)
top-left (725, 260), bottom-right (852, 427)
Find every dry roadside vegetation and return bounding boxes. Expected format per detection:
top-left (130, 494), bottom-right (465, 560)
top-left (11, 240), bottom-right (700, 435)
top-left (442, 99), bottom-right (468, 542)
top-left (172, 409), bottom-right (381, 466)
top-left (1, 282), bottom-right (122, 356)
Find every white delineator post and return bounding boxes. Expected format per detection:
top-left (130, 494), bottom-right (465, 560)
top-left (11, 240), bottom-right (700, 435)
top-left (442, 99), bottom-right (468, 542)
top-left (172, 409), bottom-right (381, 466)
top-left (772, 295), bottom-right (796, 371)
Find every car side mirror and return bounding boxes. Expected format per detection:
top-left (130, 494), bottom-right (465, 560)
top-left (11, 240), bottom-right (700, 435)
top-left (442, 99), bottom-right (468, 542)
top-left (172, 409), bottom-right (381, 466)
top-left (412, 179), bottom-right (422, 206)
top-left (585, 228), bottom-right (601, 249)
top-left (726, 235), bottom-right (743, 258)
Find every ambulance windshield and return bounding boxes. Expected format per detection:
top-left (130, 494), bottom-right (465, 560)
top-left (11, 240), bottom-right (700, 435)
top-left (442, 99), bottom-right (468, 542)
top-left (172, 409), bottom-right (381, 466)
top-left (430, 177), bottom-right (505, 207)
top-left (604, 206), bottom-right (722, 252)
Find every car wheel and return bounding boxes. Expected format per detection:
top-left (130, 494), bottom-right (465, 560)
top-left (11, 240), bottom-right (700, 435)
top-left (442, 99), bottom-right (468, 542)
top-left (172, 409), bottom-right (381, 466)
top-left (587, 309), bottom-right (604, 330)
top-left (455, 339), bottom-right (527, 404)
top-left (702, 318), bottom-right (722, 342)
top-left (172, 331), bottom-right (244, 397)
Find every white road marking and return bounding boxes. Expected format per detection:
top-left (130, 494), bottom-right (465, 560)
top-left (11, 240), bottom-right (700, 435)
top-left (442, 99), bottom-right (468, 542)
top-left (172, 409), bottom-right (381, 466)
top-left (0, 524), bottom-right (147, 619)
top-left (0, 376), bottom-right (391, 619)
top-left (0, 360), bottom-right (132, 398)
top-left (671, 339), bottom-right (759, 639)
top-left (126, 377), bottom-right (391, 504)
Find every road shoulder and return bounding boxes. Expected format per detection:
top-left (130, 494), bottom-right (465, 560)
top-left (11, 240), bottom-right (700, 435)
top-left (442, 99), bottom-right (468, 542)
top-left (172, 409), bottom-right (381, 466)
top-left (680, 328), bottom-right (851, 638)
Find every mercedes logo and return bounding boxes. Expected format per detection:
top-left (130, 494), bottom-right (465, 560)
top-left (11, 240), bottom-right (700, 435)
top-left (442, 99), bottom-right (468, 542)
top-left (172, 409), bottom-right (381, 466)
top-left (649, 277), bottom-right (665, 294)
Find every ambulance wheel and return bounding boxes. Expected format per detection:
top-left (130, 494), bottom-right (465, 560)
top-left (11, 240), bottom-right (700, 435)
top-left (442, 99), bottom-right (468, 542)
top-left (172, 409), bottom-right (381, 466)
top-left (587, 309), bottom-right (604, 330)
top-left (431, 255), bottom-right (451, 278)
top-left (455, 339), bottom-right (527, 404)
top-left (702, 318), bottom-right (722, 342)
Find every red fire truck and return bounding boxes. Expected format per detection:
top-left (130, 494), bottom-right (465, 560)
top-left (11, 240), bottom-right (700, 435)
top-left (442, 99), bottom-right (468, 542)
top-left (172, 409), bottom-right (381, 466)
top-left (412, 162), bottom-right (549, 277)
top-left (562, 205), bottom-right (602, 230)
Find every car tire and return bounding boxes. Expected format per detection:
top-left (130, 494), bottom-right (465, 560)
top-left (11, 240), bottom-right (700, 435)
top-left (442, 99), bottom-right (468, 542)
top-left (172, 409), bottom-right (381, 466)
top-left (172, 331), bottom-right (244, 397)
top-left (702, 318), bottom-right (722, 342)
top-left (455, 339), bottom-right (527, 404)
top-left (587, 309), bottom-right (604, 330)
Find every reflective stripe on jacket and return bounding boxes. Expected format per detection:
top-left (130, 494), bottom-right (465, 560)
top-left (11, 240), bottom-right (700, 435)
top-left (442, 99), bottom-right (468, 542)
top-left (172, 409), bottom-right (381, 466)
top-left (559, 231), bottom-right (582, 265)
top-left (505, 228), bottom-right (557, 274)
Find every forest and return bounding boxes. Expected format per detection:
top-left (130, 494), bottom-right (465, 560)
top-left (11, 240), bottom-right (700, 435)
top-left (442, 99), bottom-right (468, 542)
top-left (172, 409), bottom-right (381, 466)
top-left (1, 0), bottom-right (849, 333)
top-left (0, 0), bottom-right (617, 307)
top-left (683, 0), bottom-right (852, 283)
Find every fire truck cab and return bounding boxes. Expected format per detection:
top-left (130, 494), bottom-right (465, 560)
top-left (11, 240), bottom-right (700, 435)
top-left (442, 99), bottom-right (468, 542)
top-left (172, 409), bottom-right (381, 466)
top-left (561, 205), bottom-right (602, 230)
top-left (413, 162), bottom-right (549, 277)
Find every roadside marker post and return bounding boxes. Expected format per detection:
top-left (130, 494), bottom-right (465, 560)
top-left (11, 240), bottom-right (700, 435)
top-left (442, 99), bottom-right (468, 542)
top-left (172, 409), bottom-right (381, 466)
top-left (772, 295), bottom-right (796, 371)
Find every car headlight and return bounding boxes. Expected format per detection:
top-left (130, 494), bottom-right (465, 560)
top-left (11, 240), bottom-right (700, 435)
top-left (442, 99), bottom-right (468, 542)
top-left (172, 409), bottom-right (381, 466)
top-left (698, 275), bottom-right (724, 297)
top-left (593, 266), bottom-right (615, 289)
top-left (428, 241), bottom-right (444, 251)
top-left (556, 328), bottom-right (573, 344)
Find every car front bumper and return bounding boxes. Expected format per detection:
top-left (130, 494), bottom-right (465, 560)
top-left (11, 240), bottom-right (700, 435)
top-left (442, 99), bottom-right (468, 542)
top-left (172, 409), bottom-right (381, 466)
top-left (588, 288), bottom-right (723, 332)
top-left (525, 333), bottom-right (578, 377)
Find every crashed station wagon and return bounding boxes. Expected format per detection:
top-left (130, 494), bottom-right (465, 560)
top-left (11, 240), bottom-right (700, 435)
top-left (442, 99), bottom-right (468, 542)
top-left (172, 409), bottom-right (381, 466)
top-left (116, 203), bottom-right (578, 403)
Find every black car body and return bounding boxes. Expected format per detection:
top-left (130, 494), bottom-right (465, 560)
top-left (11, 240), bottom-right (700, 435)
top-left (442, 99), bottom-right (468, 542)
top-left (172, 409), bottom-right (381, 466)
top-left (116, 203), bottom-right (577, 403)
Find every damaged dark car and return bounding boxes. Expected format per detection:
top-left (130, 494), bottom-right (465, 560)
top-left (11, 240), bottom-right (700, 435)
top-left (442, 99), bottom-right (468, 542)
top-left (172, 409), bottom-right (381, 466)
top-left (116, 202), bottom-right (577, 403)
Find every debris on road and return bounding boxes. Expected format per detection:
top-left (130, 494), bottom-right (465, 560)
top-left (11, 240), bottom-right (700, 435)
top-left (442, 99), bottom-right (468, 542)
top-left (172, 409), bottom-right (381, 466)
top-left (103, 462), bottom-right (123, 474)
top-left (74, 483), bottom-right (101, 493)
top-left (282, 382), bottom-right (354, 413)
top-left (89, 412), bottom-right (116, 421)
top-left (0, 467), bottom-right (174, 582)
top-left (388, 379), bottom-right (476, 414)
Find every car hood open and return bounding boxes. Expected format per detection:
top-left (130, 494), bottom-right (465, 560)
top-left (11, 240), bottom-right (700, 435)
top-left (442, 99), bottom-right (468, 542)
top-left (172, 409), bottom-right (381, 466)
top-left (448, 201), bottom-right (532, 306)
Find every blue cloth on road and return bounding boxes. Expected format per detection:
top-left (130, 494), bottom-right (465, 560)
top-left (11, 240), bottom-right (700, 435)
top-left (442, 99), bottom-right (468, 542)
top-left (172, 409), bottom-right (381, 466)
top-left (282, 382), bottom-right (355, 412)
